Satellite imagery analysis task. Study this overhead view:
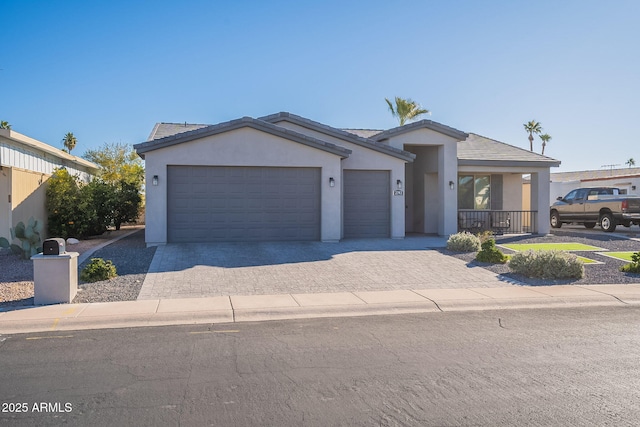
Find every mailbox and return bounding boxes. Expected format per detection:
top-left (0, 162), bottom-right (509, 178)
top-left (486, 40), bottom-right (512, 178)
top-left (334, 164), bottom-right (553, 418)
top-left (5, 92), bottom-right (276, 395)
top-left (43, 238), bottom-right (66, 255)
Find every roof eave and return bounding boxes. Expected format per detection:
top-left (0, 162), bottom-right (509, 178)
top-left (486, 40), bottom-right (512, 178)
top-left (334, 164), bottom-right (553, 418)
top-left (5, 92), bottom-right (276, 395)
top-left (458, 159), bottom-right (562, 168)
top-left (260, 112), bottom-right (415, 162)
top-left (1, 129), bottom-right (99, 172)
top-left (134, 117), bottom-right (352, 159)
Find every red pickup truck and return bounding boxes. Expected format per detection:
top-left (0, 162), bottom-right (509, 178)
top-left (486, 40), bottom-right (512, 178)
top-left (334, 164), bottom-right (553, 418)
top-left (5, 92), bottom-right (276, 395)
top-left (550, 187), bottom-right (640, 232)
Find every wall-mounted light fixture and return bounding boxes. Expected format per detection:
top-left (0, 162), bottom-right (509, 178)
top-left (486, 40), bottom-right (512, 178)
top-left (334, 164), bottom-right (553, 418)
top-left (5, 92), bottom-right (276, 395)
top-left (329, 177), bottom-right (335, 187)
top-left (152, 175), bottom-right (159, 186)
top-left (449, 180), bottom-right (455, 190)
top-left (396, 179), bottom-right (403, 190)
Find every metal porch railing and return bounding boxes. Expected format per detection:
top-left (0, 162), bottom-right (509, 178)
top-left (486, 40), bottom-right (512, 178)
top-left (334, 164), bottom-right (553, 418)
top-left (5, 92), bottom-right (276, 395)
top-left (457, 210), bottom-right (538, 234)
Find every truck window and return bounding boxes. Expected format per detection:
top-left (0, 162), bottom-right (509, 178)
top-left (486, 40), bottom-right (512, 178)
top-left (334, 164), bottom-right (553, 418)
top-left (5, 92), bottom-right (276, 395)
top-left (574, 189), bottom-right (587, 200)
top-left (564, 190), bottom-right (578, 201)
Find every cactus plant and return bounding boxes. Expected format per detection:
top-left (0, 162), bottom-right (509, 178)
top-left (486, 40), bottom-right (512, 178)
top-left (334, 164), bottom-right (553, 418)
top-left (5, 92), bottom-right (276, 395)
top-left (10, 217), bottom-right (44, 259)
top-left (0, 236), bottom-right (9, 248)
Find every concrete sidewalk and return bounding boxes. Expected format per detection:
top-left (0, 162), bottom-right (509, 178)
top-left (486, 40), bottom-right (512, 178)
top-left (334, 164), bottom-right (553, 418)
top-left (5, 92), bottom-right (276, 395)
top-left (1, 284), bottom-right (639, 334)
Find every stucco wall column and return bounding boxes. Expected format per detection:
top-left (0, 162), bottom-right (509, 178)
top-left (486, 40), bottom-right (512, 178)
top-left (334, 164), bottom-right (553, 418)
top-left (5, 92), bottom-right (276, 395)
top-left (531, 170), bottom-right (551, 234)
top-left (440, 144), bottom-right (458, 236)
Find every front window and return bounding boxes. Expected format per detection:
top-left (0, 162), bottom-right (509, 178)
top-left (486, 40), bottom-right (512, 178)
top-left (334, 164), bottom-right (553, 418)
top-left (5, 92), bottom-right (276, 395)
top-left (458, 175), bottom-right (491, 209)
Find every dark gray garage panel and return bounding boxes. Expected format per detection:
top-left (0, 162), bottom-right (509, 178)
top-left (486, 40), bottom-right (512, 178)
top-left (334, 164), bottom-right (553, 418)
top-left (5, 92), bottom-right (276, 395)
top-left (167, 166), bottom-right (320, 242)
top-left (343, 170), bottom-right (390, 238)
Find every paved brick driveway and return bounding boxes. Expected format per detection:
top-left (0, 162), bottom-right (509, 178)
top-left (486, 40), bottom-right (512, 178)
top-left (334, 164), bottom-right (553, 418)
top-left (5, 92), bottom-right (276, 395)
top-left (138, 237), bottom-right (515, 300)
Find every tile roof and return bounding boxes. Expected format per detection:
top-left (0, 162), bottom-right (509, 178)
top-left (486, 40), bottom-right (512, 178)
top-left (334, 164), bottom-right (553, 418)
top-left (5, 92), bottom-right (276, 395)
top-left (148, 122), bottom-right (210, 140)
top-left (342, 129), bottom-right (383, 138)
top-left (458, 133), bottom-right (561, 167)
top-left (139, 116), bottom-right (561, 167)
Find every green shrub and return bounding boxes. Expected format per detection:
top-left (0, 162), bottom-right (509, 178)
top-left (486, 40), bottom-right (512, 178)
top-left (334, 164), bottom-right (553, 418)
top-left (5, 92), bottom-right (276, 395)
top-left (476, 230), bottom-right (495, 244)
top-left (475, 238), bottom-right (508, 264)
top-left (46, 168), bottom-right (142, 238)
top-left (46, 168), bottom-right (87, 238)
top-left (509, 250), bottom-right (584, 279)
top-left (80, 258), bottom-right (117, 282)
top-left (620, 252), bottom-right (640, 273)
top-left (447, 232), bottom-right (481, 252)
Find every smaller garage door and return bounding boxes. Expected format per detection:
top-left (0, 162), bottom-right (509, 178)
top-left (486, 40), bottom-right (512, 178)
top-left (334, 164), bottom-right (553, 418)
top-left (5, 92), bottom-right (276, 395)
top-left (343, 170), bottom-right (390, 238)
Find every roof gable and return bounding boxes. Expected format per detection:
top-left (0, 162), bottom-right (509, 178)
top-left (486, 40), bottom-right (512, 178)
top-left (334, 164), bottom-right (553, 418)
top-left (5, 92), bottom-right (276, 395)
top-left (259, 112), bottom-right (415, 162)
top-left (458, 133), bottom-right (561, 167)
top-left (373, 119), bottom-right (469, 141)
top-left (134, 117), bottom-right (352, 159)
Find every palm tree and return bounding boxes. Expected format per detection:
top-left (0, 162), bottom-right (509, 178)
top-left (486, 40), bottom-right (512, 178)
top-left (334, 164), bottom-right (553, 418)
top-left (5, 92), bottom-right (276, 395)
top-left (626, 158), bottom-right (636, 168)
top-left (62, 132), bottom-right (77, 154)
top-left (385, 97), bottom-right (430, 126)
top-left (523, 120), bottom-right (542, 151)
top-left (0, 120), bottom-right (11, 129)
top-left (539, 133), bottom-right (552, 155)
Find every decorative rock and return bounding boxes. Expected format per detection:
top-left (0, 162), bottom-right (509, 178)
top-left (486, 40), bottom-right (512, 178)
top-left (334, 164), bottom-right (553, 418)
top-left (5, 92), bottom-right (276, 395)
top-left (66, 238), bottom-right (80, 245)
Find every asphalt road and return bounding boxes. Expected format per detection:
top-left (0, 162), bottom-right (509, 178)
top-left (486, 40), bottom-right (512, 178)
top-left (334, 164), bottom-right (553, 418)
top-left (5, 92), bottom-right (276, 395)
top-left (1, 307), bottom-right (639, 426)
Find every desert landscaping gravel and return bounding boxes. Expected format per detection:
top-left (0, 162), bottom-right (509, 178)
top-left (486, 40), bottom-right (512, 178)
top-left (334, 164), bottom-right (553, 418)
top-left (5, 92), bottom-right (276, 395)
top-left (73, 230), bottom-right (156, 303)
top-left (0, 227), bottom-right (153, 308)
top-left (447, 230), bottom-right (640, 286)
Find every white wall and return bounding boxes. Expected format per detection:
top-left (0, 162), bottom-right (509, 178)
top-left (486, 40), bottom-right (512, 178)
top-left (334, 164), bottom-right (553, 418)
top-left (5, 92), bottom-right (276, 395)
top-left (143, 127), bottom-right (343, 245)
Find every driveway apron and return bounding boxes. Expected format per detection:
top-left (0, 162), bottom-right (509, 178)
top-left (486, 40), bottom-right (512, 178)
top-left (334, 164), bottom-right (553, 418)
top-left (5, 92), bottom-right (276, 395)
top-left (138, 237), bottom-right (513, 300)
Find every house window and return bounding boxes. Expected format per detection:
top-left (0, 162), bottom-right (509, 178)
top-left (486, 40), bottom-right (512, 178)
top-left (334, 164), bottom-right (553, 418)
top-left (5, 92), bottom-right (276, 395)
top-left (458, 175), bottom-right (491, 209)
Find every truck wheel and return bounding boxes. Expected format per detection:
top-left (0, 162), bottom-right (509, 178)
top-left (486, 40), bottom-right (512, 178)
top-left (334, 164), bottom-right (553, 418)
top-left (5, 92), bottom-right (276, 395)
top-left (600, 213), bottom-right (616, 232)
top-left (584, 222), bottom-right (596, 229)
top-left (550, 211), bottom-right (562, 228)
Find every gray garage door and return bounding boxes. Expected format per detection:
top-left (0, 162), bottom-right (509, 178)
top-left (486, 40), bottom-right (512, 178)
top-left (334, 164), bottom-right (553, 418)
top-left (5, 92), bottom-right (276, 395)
top-left (167, 166), bottom-right (320, 242)
top-left (343, 170), bottom-right (390, 238)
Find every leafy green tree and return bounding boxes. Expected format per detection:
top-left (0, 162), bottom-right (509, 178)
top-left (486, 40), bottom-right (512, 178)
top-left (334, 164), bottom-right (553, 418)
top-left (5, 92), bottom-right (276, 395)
top-left (523, 120), bottom-right (542, 151)
top-left (46, 168), bottom-right (87, 238)
top-left (111, 180), bottom-right (142, 230)
top-left (539, 133), bottom-right (552, 155)
top-left (0, 121), bottom-right (11, 129)
top-left (83, 142), bottom-right (143, 228)
top-left (62, 132), bottom-right (77, 153)
top-left (626, 158), bottom-right (636, 168)
top-left (385, 96), bottom-right (430, 126)
top-left (83, 142), bottom-right (144, 184)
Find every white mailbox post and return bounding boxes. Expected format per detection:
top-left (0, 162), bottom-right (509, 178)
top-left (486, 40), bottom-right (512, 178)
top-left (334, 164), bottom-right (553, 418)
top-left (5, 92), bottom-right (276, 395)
top-left (31, 252), bottom-right (79, 305)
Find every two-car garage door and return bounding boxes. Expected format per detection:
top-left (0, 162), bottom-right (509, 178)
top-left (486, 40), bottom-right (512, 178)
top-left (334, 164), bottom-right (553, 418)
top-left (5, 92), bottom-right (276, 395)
top-left (167, 166), bottom-right (320, 242)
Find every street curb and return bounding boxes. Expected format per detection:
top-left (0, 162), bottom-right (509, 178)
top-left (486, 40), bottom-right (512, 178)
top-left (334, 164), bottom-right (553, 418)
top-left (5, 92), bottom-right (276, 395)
top-left (1, 290), bottom-right (638, 335)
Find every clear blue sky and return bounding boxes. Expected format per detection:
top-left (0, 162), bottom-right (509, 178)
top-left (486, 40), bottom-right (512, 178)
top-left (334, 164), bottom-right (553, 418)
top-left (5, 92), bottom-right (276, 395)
top-left (2, 0), bottom-right (638, 172)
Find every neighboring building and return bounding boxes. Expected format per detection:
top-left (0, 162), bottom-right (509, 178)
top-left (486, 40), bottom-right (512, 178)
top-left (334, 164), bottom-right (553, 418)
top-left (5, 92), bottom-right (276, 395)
top-left (549, 167), bottom-right (640, 203)
top-left (0, 128), bottom-right (99, 242)
top-left (135, 112), bottom-right (560, 246)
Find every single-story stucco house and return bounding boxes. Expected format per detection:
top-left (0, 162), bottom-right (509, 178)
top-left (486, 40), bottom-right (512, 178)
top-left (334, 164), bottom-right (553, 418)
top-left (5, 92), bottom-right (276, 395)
top-left (0, 128), bottom-right (99, 243)
top-left (134, 112), bottom-right (560, 246)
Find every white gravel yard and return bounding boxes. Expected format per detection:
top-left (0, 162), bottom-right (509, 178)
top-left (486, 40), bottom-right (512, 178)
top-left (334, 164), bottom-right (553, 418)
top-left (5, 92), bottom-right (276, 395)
top-left (0, 226), bottom-right (147, 309)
